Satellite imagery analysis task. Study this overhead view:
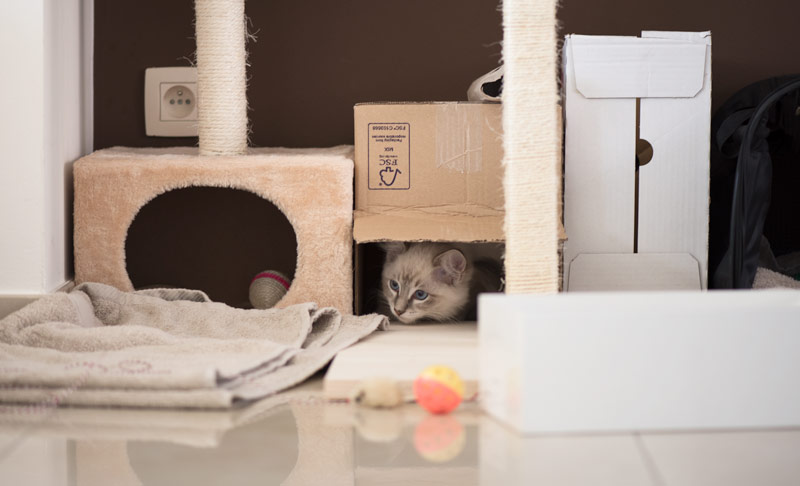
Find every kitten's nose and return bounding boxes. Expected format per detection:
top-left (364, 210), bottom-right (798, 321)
top-left (393, 307), bottom-right (405, 316)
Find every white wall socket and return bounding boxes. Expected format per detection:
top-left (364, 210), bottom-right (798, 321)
top-left (145, 67), bottom-right (198, 137)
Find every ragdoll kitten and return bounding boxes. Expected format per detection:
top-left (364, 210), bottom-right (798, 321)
top-left (380, 242), bottom-right (503, 323)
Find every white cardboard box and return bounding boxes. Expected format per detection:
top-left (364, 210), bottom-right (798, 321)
top-left (563, 31), bottom-right (712, 290)
top-left (478, 290), bottom-right (800, 433)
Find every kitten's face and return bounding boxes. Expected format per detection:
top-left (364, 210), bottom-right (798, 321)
top-left (381, 243), bottom-right (471, 324)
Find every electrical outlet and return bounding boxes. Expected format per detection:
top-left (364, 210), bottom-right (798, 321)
top-left (160, 83), bottom-right (197, 121)
top-left (145, 67), bottom-right (198, 137)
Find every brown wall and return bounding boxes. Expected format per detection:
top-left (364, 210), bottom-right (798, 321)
top-left (95, 0), bottom-right (800, 150)
top-left (94, 0), bottom-right (503, 149)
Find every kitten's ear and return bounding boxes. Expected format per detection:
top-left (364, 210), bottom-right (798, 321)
top-left (433, 249), bottom-right (467, 285)
top-left (381, 241), bottom-right (407, 263)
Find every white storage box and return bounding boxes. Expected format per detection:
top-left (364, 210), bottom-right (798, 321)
top-left (563, 31), bottom-right (712, 290)
top-left (478, 290), bottom-right (800, 433)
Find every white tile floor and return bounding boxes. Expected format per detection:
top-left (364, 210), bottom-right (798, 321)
top-left (1, 378), bottom-right (799, 486)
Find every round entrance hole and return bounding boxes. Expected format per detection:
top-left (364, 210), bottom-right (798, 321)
top-left (126, 187), bottom-right (298, 308)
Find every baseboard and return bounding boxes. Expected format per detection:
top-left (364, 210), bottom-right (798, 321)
top-left (55, 280), bottom-right (76, 293)
top-left (0, 295), bottom-right (40, 319)
top-left (0, 280), bottom-right (75, 319)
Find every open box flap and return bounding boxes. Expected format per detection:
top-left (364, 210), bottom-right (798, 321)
top-left (353, 208), bottom-right (505, 243)
top-left (567, 253), bottom-right (702, 291)
top-left (641, 30), bottom-right (712, 42)
top-left (568, 34), bottom-right (709, 99)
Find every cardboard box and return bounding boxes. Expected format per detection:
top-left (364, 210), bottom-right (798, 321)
top-left (353, 102), bottom-right (506, 314)
top-left (562, 31), bottom-right (712, 290)
top-left (479, 290), bottom-right (800, 433)
top-left (353, 102), bottom-right (505, 244)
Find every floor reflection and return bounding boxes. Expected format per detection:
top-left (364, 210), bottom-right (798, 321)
top-left (1, 390), bottom-right (800, 486)
top-left (127, 408), bottom-right (297, 486)
top-left (353, 409), bottom-right (478, 484)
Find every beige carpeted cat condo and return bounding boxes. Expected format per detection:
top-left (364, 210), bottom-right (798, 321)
top-left (73, 0), bottom-right (353, 312)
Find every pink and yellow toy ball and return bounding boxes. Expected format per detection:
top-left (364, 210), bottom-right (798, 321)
top-left (413, 365), bottom-right (464, 414)
top-left (249, 270), bottom-right (291, 309)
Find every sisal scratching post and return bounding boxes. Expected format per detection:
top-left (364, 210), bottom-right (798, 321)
top-left (195, 0), bottom-right (248, 155)
top-left (501, 0), bottom-right (563, 293)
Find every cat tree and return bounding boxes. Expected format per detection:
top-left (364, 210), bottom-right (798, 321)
top-left (75, 0), bottom-right (562, 312)
top-left (73, 0), bottom-right (354, 312)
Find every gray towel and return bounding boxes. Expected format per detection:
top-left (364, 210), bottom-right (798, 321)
top-left (0, 283), bottom-right (387, 409)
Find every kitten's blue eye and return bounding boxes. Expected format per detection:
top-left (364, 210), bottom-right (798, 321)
top-left (389, 280), bottom-right (399, 291)
top-left (414, 290), bottom-right (429, 300)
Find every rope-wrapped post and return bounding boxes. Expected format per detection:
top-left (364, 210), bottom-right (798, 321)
top-left (194, 0), bottom-right (248, 155)
top-left (501, 0), bottom-right (563, 293)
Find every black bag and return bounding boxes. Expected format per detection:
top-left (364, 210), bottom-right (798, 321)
top-left (709, 75), bottom-right (800, 288)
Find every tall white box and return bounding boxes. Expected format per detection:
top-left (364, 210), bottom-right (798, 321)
top-left (563, 31), bottom-right (712, 290)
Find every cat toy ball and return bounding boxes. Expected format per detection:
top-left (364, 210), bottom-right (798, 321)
top-left (249, 270), bottom-right (291, 309)
top-left (413, 365), bottom-right (464, 414)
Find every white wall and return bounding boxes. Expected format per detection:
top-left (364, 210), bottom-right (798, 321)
top-left (0, 0), bottom-right (92, 295)
top-left (0, 0), bottom-right (47, 293)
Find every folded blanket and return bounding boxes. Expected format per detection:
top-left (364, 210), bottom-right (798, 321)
top-left (0, 283), bottom-right (387, 409)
